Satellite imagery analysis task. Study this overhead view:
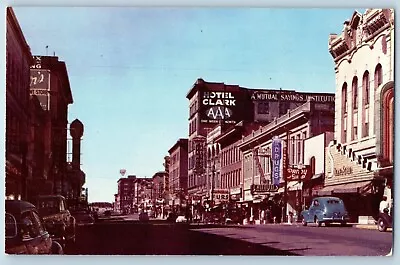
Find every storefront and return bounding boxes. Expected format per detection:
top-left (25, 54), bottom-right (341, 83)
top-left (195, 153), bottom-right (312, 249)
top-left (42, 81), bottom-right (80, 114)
top-left (321, 142), bottom-right (384, 223)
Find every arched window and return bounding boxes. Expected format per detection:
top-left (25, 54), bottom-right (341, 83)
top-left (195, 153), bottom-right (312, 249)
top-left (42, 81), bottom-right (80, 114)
top-left (310, 156), bottom-right (316, 176)
top-left (341, 83), bottom-right (348, 143)
top-left (363, 71), bottom-right (370, 105)
top-left (383, 88), bottom-right (394, 164)
top-left (362, 71), bottom-right (370, 138)
top-left (375, 64), bottom-right (383, 90)
top-left (352, 76), bottom-right (358, 110)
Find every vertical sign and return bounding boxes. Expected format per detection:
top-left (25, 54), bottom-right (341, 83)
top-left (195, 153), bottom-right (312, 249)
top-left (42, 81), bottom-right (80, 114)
top-left (30, 68), bottom-right (51, 111)
top-left (271, 137), bottom-right (282, 186)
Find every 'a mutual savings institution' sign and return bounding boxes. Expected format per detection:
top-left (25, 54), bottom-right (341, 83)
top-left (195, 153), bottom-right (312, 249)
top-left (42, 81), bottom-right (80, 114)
top-left (271, 136), bottom-right (282, 186)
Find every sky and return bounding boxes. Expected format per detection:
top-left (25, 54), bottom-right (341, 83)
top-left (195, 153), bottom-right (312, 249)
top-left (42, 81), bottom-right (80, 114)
top-left (9, 7), bottom-right (364, 203)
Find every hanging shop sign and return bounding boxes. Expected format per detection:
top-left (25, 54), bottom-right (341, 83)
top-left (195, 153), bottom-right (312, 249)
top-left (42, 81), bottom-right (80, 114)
top-left (271, 137), bottom-right (282, 186)
top-left (286, 165), bottom-right (311, 181)
top-left (251, 184), bottom-right (279, 194)
top-left (30, 69), bottom-right (51, 111)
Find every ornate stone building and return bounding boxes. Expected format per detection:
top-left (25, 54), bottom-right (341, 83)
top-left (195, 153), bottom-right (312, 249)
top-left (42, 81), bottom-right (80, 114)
top-left (324, 9), bottom-right (394, 223)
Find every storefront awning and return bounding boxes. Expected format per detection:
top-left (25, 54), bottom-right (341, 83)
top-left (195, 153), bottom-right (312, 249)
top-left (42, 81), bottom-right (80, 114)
top-left (315, 181), bottom-right (372, 196)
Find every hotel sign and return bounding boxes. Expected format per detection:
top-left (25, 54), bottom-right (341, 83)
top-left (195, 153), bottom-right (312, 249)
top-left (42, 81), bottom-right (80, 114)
top-left (200, 91), bottom-right (245, 124)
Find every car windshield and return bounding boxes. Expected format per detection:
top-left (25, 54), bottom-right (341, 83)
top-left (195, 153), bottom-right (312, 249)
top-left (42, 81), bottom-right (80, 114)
top-left (5, 213), bottom-right (17, 238)
top-left (37, 199), bottom-right (60, 215)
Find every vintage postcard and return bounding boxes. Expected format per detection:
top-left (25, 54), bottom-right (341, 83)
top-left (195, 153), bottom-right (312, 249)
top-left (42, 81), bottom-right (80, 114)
top-left (3, 4), bottom-right (394, 256)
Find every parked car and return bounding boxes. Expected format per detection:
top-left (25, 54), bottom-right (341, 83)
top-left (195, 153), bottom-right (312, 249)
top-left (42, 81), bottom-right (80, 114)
top-left (35, 195), bottom-right (76, 246)
top-left (301, 196), bottom-right (349, 227)
top-left (103, 210), bottom-right (112, 217)
top-left (139, 211), bottom-right (149, 221)
top-left (70, 209), bottom-right (95, 226)
top-left (5, 200), bottom-right (63, 254)
top-left (377, 205), bottom-right (393, 232)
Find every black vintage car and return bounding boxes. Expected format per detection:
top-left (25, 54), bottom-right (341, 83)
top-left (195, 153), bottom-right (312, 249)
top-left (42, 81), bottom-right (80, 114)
top-left (5, 200), bottom-right (63, 254)
top-left (35, 195), bottom-right (76, 246)
top-left (377, 205), bottom-right (393, 232)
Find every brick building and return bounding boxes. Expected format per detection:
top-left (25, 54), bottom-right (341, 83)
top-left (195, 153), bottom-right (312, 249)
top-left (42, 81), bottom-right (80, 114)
top-left (324, 9), bottom-right (394, 223)
top-left (5, 7), bottom-right (33, 200)
top-left (168, 139), bottom-right (188, 208)
top-left (28, 55), bottom-right (74, 198)
top-left (117, 175), bottom-right (137, 214)
top-left (238, 99), bottom-right (335, 222)
top-left (152, 171), bottom-right (168, 217)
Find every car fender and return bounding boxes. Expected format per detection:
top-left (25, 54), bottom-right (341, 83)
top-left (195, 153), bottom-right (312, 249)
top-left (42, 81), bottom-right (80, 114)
top-left (301, 210), bottom-right (309, 222)
top-left (51, 240), bottom-right (64, 254)
top-left (314, 210), bottom-right (325, 221)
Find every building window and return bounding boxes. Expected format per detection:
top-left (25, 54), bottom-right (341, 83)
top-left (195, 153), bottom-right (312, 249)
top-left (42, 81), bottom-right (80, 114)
top-left (363, 71), bottom-right (370, 105)
top-left (352, 77), bottom-right (358, 110)
top-left (258, 102), bottom-right (269, 114)
top-left (375, 64), bottom-right (383, 90)
top-left (310, 156), bottom-right (316, 175)
top-left (291, 136), bottom-right (295, 165)
top-left (279, 102), bottom-right (289, 116)
top-left (297, 135), bottom-right (301, 164)
top-left (342, 82), bottom-right (348, 114)
top-left (353, 126), bottom-right (358, 141)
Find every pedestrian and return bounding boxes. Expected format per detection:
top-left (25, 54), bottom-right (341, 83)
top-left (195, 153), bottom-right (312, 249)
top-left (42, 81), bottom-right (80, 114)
top-left (380, 195), bottom-right (390, 214)
top-left (260, 209), bottom-right (265, 224)
top-left (266, 206), bottom-right (272, 223)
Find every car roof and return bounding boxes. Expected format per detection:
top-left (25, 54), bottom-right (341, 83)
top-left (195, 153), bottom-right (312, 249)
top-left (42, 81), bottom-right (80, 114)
top-left (314, 196), bottom-right (342, 201)
top-left (36, 195), bottom-right (66, 199)
top-left (5, 200), bottom-right (37, 219)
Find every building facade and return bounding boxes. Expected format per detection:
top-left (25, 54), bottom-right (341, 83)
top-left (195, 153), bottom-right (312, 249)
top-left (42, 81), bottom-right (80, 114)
top-left (168, 139), bottom-right (188, 208)
top-left (213, 121), bottom-right (266, 208)
top-left (326, 8), bottom-right (394, 223)
top-left (28, 55), bottom-right (74, 198)
top-left (117, 175), bottom-right (137, 214)
top-left (303, 132), bottom-right (334, 206)
top-left (238, 99), bottom-right (335, 222)
top-left (5, 7), bottom-right (33, 200)
top-left (185, 79), bottom-right (320, 203)
top-left (152, 171), bottom-right (168, 217)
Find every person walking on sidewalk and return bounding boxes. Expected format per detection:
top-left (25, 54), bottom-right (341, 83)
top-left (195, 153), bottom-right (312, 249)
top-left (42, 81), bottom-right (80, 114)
top-left (380, 196), bottom-right (390, 214)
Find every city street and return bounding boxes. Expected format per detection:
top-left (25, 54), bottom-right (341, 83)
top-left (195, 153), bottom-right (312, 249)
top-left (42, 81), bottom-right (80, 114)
top-left (64, 218), bottom-right (392, 256)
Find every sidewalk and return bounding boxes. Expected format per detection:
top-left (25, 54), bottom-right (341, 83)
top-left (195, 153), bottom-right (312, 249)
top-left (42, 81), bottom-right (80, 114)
top-left (279, 221), bottom-right (391, 231)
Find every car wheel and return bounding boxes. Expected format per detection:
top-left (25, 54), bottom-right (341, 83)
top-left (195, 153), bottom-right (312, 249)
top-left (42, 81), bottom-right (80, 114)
top-left (314, 216), bottom-right (322, 227)
top-left (325, 222), bottom-right (331, 227)
top-left (377, 218), bottom-right (387, 232)
top-left (340, 221), bottom-right (347, 227)
top-left (301, 216), bottom-right (307, 226)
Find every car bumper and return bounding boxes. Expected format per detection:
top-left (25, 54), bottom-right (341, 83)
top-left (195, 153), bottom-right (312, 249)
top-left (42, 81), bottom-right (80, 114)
top-left (322, 217), bottom-right (348, 222)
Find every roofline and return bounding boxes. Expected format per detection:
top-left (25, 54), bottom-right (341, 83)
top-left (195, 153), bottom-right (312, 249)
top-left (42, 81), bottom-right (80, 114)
top-left (168, 138), bottom-right (188, 154)
top-left (6, 7), bottom-right (33, 63)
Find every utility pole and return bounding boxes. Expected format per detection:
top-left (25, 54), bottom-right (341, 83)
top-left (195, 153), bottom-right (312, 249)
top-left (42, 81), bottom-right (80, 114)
top-left (283, 130), bottom-right (290, 223)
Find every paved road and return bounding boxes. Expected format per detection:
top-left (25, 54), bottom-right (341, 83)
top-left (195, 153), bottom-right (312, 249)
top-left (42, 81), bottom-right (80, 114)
top-left (65, 221), bottom-right (294, 255)
top-left (193, 223), bottom-right (393, 256)
top-left (65, 220), bottom-right (392, 256)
